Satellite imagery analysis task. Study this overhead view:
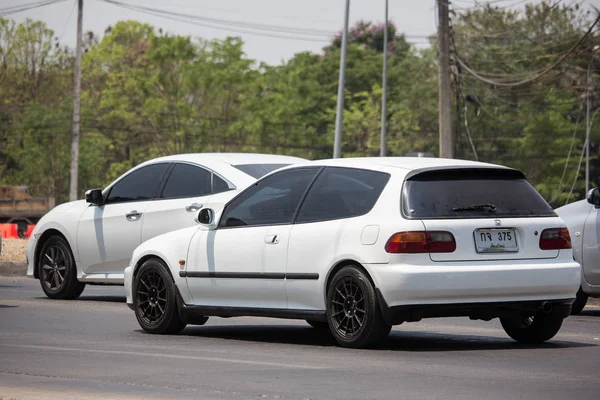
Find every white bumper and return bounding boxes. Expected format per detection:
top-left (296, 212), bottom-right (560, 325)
top-left (124, 265), bottom-right (134, 310)
top-left (367, 259), bottom-right (581, 308)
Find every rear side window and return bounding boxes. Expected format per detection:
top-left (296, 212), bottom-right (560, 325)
top-left (296, 167), bottom-right (390, 223)
top-left (234, 164), bottom-right (289, 179)
top-left (106, 163), bottom-right (169, 203)
top-left (161, 163), bottom-right (212, 199)
top-left (402, 168), bottom-right (556, 219)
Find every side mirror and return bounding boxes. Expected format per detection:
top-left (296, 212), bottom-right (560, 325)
top-left (197, 208), bottom-right (217, 230)
top-left (85, 189), bottom-right (104, 206)
top-left (587, 188), bottom-right (600, 207)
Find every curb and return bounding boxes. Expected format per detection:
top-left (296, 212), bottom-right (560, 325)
top-left (0, 262), bottom-right (27, 276)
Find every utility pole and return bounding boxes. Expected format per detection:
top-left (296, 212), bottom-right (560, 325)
top-left (333, 0), bottom-right (350, 159)
top-left (69, 0), bottom-right (83, 201)
top-left (586, 61), bottom-right (591, 194)
top-left (437, 0), bottom-right (453, 158)
top-left (379, 0), bottom-right (388, 157)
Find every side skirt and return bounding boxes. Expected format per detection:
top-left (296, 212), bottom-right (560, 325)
top-left (174, 285), bottom-right (326, 324)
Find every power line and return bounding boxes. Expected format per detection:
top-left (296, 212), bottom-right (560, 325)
top-left (0, 0), bottom-right (67, 16)
top-left (455, 12), bottom-right (600, 87)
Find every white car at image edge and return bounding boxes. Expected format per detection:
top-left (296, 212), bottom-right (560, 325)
top-left (26, 153), bottom-right (306, 299)
top-left (124, 157), bottom-right (580, 348)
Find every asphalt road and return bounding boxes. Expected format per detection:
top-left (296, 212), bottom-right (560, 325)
top-left (1, 277), bottom-right (599, 400)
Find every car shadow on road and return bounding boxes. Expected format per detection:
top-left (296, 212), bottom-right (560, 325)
top-left (179, 324), bottom-right (596, 351)
top-left (39, 295), bottom-right (127, 303)
top-left (579, 309), bottom-right (600, 317)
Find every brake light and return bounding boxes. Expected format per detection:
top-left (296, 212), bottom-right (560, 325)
top-left (539, 228), bottom-right (571, 250)
top-left (385, 231), bottom-right (456, 253)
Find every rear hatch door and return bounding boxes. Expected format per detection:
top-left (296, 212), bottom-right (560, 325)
top-left (402, 167), bottom-right (561, 262)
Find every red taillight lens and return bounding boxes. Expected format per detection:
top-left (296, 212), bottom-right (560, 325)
top-left (539, 228), bottom-right (571, 250)
top-left (385, 231), bottom-right (456, 253)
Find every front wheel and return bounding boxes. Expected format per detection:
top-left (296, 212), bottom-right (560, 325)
top-left (500, 313), bottom-right (564, 344)
top-left (326, 266), bottom-right (390, 348)
top-left (38, 236), bottom-right (85, 300)
top-left (133, 259), bottom-right (186, 334)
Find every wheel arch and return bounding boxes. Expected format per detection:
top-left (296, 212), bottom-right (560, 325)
top-left (132, 254), bottom-right (176, 283)
top-left (34, 229), bottom-right (71, 279)
top-left (324, 259), bottom-right (377, 298)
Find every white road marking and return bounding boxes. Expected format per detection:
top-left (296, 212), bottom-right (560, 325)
top-left (0, 343), bottom-right (329, 370)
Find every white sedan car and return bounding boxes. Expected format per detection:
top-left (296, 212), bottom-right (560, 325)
top-left (555, 188), bottom-right (600, 314)
top-left (26, 153), bottom-right (306, 299)
top-left (125, 157), bottom-right (580, 348)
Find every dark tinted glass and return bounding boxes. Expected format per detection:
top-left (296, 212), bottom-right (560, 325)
top-left (233, 163), bottom-right (290, 179)
top-left (161, 163), bottom-right (212, 199)
top-left (296, 167), bottom-right (390, 223)
top-left (106, 163), bottom-right (169, 203)
top-left (219, 167), bottom-right (319, 228)
top-left (212, 174), bottom-right (231, 193)
top-left (403, 168), bottom-right (556, 219)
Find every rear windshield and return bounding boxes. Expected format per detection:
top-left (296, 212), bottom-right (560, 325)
top-left (234, 164), bottom-right (290, 179)
top-left (402, 168), bottom-right (556, 219)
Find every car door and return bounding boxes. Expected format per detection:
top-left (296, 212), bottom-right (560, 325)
top-left (142, 163), bottom-right (233, 242)
top-left (76, 163), bottom-right (170, 277)
top-left (286, 167), bottom-right (391, 310)
top-left (583, 206), bottom-right (600, 285)
top-left (184, 167), bottom-right (320, 309)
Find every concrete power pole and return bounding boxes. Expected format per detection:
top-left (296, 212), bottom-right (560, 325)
top-left (437, 0), bottom-right (453, 159)
top-left (69, 0), bottom-right (83, 201)
top-left (333, 0), bottom-right (350, 159)
top-left (379, 0), bottom-right (388, 157)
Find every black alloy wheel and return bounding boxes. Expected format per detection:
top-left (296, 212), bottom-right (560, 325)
top-left (326, 266), bottom-right (391, 348)
top-left (38, 236), bottom-right (85, 299)
top-left (133, 259), bottom-right (187, 334)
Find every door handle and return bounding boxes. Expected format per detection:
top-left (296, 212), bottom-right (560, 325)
top-left (126, 210), bottom-right (142, 221)
top-left (185, 203), bottom-right (203, 212)
top-left (264, 234), bottom-right (279, 244)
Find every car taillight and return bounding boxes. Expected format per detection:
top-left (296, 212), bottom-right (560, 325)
top-left (539, 228), bottom-right (571, 250)
top-left (385, 231), bottom-right (456, 253)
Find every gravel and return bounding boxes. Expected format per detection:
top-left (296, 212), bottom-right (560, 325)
top-left (0, 239), bottom-right (27, 262)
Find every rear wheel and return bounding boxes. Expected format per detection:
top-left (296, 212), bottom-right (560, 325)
top-left (500, 313), bottom-right (564, 344)
top-left (570, 287), bottom-right (588, 315)
top-left (38, 236), bottom-right (85, 299)
top-left (133, 259), bottom-right (186, 334)
top-left (326, 265), bottom-right (390, 348)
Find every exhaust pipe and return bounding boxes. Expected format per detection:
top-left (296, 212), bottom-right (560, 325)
top-left (541, 301), bottom-right (553, 314)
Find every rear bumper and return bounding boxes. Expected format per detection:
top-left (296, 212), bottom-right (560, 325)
top-left (376, 293), bottom-right (573, 325)
top-left (365, 259), bottom-right (581, 323)
top-left (124, 265), bottom-right (134, 310)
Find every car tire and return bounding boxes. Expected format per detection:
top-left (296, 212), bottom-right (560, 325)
top-left (570, 287), bottom-right (588, 315)
top-left (326, 265), bottom-right (390, 348)
top-left (500, 313), bottom-right (564, 344)
top-left (133, 258), bottom-right (186, 334)
top-left (38, 236), bottom-right (85, 300)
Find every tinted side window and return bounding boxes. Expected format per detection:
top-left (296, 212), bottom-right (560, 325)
top-left (234, 164), bottom-right (290, 179)
top-left (212, 174), bottom-right (231, 194)
top-left (106, 163), bottom-right (169, 203)
top-left (161, 164), bottom-right (211, 199)
top-left (219, 168), bottom-right (320, 228)
top-left (296, 167), bottom-right (390, 223)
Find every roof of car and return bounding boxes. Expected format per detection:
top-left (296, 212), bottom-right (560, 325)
top-left (146, 153), bottom-right (307, 165)
top-left (308, 157), bottom-right (505, 171)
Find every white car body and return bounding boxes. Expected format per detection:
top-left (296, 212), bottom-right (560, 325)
top-left (556, 198), bottom-right (600, 298)
top-left (26, 153), bottom-right (306, 286)
top-left (124, 157), bottom-right (580, 345)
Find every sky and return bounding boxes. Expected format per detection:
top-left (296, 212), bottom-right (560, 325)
top-left (3, 0), bottom-right (600, 65)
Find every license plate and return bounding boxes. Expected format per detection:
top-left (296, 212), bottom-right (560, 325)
top-left (474, 228), bottom-right (518, 253)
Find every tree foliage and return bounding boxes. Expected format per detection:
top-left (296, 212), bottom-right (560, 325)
top-left (0, 1), bottom-right (598, 207)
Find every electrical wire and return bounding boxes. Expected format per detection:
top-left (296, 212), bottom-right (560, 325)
top-left (0, 0), bottom-right (67, 16)
top-left (455, 12), bottom-right (600, 87)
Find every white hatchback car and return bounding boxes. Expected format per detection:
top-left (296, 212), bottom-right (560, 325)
top-left (124, 157), bottom-right (580, 348)
top-left (26, 153), bottom-right (306, 299)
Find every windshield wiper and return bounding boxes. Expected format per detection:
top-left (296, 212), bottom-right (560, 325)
top-left (452, 203), bottom-right (496, 212)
